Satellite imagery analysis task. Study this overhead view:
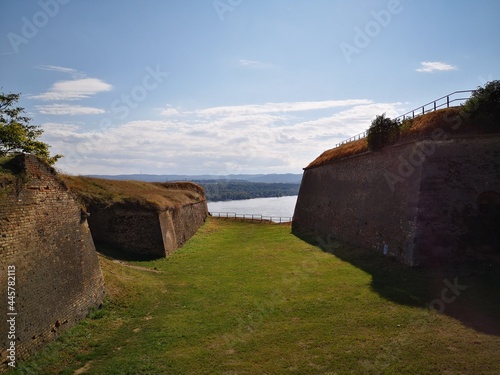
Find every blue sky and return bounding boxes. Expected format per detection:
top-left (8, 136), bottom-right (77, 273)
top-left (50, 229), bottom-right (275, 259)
top-left (1, 0), bottom-right (499, 175)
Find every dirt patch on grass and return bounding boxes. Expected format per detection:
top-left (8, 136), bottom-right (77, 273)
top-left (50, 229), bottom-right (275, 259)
top-left (74, 361), bottom-right (93, 374)
top-left (110, 259), bottom-right (162, 273)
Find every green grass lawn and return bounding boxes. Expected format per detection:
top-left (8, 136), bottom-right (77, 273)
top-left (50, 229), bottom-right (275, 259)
top-left (12, 219), bottom-right (500, 374)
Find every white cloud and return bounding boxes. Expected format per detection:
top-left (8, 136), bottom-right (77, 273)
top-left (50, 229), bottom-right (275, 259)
top-left (36, 104), bottom-right (105, 115)
top-left (238, 59), bottom-right (273, 69)
top-left (41, 123), bottom-right (80, 132)
top-left (160, 105), bottom-right (180, 117)
top-left (35, 65), bottom-right (86, 79)
top-left (47, 99), bottom-right (404, 175)
top-left (29, 78), bottom-right (113, 101)
top-left (416, 61), bottom-right (457, 73)
top-left (40, 123), bottom-right (86, 142)
top-left (192, 99), bottom-right (372, 117)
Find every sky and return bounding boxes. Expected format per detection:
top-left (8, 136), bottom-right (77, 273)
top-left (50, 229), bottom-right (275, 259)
top-left (1, 0), bottom-right (499, 175)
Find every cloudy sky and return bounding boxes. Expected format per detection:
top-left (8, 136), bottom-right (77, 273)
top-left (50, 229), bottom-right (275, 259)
top-left (1, 0), bottom-right (499, 175)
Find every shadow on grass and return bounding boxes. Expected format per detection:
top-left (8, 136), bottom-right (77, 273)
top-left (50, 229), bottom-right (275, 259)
top-left (94, 242), bottom-right (161, 262)
top-left (294, 231), bottom-right (500, 336)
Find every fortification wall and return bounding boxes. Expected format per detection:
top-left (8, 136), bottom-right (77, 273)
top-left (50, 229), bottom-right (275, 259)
top-left (87, 206), bottom-right (165, 257)
top-left (293, 140), bottom-right (423, 265)
top-left (412, 137), bottom-right (500, 265)
top-left (87, 201), bottom-right (208, 257)
top-left (171, 202), bottom-right (208, 248)
top-left (0, 155), bottom-right (105, 367)
top-left (293, 135), bottom-right (500, 266)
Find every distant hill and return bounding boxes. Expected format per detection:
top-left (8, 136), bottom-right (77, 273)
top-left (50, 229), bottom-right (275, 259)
top-left (196, 180), bottom-right (300, 202)
top-left (87, 173), bottom-right (303, 184)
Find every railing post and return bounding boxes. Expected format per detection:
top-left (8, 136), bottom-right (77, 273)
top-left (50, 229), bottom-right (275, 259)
top-left (447, 95), bottom-right (450, 108)
top-left (434, 101), bottom-right (436, 111)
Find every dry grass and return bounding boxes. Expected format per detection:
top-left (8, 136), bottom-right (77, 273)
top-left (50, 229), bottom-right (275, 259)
top-left (306, 107), bottom-right (479, 169)
top-left (306, 138), bottom-right (368, 169)
top-left (398, 107), bottom-right (471, 140)
top-left (61, 175), bottom-right (205, 211)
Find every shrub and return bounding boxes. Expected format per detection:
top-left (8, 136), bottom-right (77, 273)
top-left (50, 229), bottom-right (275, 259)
top-left (461, 80), bottom-right (500, 132)
top-left (367, 114), bottom-right (400, 151)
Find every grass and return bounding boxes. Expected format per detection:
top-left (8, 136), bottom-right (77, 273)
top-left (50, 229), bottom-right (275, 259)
top-left (60, 175), bottom-right (205, 210)
top-left (11, 219), bottom-right (500, 374)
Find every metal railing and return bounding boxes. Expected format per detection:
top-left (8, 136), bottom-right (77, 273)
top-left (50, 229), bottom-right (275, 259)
top-left (394, 90), bottom-right (473, 122)
top-left (335, 130), bottom-right (367, 148)
top-left (210, 212), bottom-right (292, 224)
top-left (334, 90), bottom-right (474, 148)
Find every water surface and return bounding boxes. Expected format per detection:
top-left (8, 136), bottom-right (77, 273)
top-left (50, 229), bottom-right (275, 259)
top-left (208, 195), bottom-right (298, 222)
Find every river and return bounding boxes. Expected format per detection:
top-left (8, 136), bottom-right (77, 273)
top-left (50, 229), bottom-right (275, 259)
top-left (207, 195), bottom-right (298, 222)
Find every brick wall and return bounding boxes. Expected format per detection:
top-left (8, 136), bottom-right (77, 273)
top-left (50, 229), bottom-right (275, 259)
top-left (0, 155), bottom-right (105, 367)
top-left (87, 206), bottom-right (165, 257)
top-left (293, 135), bottom-right (500, 266)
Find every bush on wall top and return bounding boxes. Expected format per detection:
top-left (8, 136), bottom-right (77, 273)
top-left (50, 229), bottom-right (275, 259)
top-left (366, 114), bottom-right (401, 151)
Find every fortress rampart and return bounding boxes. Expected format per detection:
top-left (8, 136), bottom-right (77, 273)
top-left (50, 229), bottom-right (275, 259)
top-left (0, 155), bottom-right (208, 369)
top-left (87, 200), bottom-right (207, 258)
top-left (0, 155), bottom-right (106, 366)
top-left (293, 135), bottom-right (500, 266)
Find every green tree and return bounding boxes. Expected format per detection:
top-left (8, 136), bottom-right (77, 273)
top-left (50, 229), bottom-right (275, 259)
top-left (0, 92), bottom-right (61, 164)
top-left (366, 113), bottom-right (400, 151)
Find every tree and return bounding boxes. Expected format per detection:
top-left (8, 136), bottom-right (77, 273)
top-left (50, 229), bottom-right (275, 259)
top-left (366, 113), bottom-right (400, 151)
top-left (0, 92), bottom-right (61, 164)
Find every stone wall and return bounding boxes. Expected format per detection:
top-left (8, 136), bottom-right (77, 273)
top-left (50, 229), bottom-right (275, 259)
top-left (0, 155), bottom-right (105, 367)
top-left (171, 202), bottom-right (208, 248)
top-left (413, 137), bottom-right (500, 265)
top-left (87, 201), bottom-right (208, 258)
top-left (293, 135), bottom-right (500, 266)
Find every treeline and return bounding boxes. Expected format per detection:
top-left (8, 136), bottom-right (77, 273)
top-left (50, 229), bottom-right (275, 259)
top-left (195, 180), bottom-right (300, 202)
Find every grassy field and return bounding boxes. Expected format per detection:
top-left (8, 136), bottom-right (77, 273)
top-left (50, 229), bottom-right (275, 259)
top-left (12, 219), bottom-right (500, 374)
